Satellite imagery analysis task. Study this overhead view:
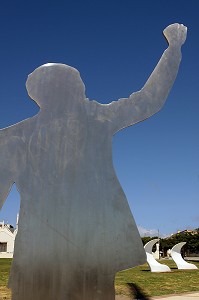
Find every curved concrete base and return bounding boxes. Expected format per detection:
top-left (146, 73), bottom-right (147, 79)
top-left (144, 239), bottom-right (171, 272)
top-left (171, 242), bottom-right (198, 270)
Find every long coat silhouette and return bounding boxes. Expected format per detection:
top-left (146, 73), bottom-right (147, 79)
top-left (0, 24), bottom-right (186, 300)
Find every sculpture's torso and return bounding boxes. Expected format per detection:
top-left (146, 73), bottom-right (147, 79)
top-left (6, 102), bottom-right (144, 299)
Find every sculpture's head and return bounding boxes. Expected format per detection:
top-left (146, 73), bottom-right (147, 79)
top-left (26, 63), bottom-right (86, 110)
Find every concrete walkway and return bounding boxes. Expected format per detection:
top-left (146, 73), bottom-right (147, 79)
top-left (116, 292), bottom-right (199, 300)
top-left (152, 292), bottom-right (199, 299)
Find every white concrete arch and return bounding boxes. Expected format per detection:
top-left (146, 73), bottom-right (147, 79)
top-left (144, 239), bottom-right (171, 272)
top-left (171, 242), bottom-right (198, 270)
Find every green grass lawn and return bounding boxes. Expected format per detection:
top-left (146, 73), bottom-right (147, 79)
top-left (115, 259), bottom-right (199, 298)
top-left (0, 259), bottom-right (12, 300)
top-left (0, 259), bottom-right (199, 299)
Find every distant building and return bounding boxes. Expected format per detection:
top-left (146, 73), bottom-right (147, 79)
top-left (0, 217), bottom-right (18, 258)
top-left (168, 229), bottom-right (198, 238)
top-left (176, 229), bottom-right (198, 235)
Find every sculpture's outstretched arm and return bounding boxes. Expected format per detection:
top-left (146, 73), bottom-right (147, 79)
top-left (0, 131), bottom-right (17, 209)
top-left (0, 175), bottom-right (14, 210)
top-left (99, 24), bottom-right (187, 133)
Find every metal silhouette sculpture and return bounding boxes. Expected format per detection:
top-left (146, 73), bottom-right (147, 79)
top-left (0, 24), bottom-right (186, 300)
top-left (144, 239), bottom-right (171, 272)
top-left (171, 242), bottom-right (198, 270)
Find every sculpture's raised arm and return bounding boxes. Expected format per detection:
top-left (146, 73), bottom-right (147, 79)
top-left (98, 24), bottom-right (187, 133)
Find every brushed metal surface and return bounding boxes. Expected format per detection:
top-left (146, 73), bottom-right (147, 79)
top-left (0, 24), bottom-right (186, 300)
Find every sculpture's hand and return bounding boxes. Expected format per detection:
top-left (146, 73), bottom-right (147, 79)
top-left (163, 23), bottom-right (187, 47)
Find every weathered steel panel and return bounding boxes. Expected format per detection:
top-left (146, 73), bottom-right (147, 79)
top-left (0, 24), bottom-right (186, 300)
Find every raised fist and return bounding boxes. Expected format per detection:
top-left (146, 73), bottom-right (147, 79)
top-left (163, 23), bottom-right (187, 47)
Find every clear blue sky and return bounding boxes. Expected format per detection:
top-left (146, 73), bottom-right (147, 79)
top-left (0, 0), bottom-right (198, 237)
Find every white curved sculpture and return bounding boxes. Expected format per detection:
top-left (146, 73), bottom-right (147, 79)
top-left (144, 239), bottom-right (171, 272)
top-left (171, 242), bottom-right (198, 270)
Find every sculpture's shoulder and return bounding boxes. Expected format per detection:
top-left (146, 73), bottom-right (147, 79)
top-left (0, 116), bottom-right (36, 146)
top-left (84, 97), bottom-right (114, 125)
top-left (84, 98), bottom-right (99, 113)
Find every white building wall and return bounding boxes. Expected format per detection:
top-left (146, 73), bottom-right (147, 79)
top-left (0, 224), bottom-right (16, 258)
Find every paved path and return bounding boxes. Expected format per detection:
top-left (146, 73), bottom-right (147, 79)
top-left (116, 292), bottom-right (199, 300)
top-left (152, 292), bottom-right (199, 299)
top-left (185, 257), bottom-right (199, 261)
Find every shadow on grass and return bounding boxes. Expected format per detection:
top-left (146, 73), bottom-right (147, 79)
top-left (127, 283), bottom-right (150, 299)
